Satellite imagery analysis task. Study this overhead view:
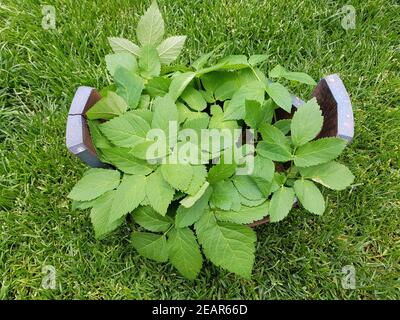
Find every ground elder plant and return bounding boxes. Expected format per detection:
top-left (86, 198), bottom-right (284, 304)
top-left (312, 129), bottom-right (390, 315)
top-left (68, 1), bottom-right (355, 280)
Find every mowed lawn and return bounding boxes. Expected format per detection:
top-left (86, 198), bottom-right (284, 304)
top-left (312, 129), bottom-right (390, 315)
top-left (0, 0), bottom-right (399, 299)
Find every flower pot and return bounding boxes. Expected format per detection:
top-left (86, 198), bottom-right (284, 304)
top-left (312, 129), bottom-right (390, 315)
top-left (66, 74), bottom-right (354, 227)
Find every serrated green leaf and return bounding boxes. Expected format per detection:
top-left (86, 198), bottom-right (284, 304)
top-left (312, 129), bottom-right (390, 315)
top-left (160, 163), bottom-right (193, 191)
top-left (145, 76), bottom-right (171, 97)
top-left (181, 86), bottom-right (207, 111)
top-left (215, 201), bottom-right (269, 224)
top-left (182, 113), bottom-right (209, 134)
top-left (252, 155), bottom-right (274, 182)
top-left (90, 191), bottom-right (124, 239)
top-left (208, 105), bottom-right (239, 130)
top-left (100, 112), bottom-right (150, 147)
top-left (114, 68), bottom-right (144, 109)
top-left (298, 161), bottom-right (354, 190)
top-left (138, 94), bottom-right (151, 109)
top-left (168, 72), bottom-right (196, 101)
top-left (157, 36), bottom-right (186, 65)
top-left (269, 186), bottom-right (295, 222)
top-left (86, 92), bottom-right (127, 120)
top-left (244, 99), bottom-right (270, 129)
top-left (252, 176), bottom-right (272, 198)
top-left (132, 206), bottom-right (172, 232)
top-left (274, 119), bottom-right (291, 135)
top-left (130, 139), bottom-right (168, 161)
top-left (294, 137), bottom-right (347, 167)
top-left (145, 168), bottom-right (174, 216)
top-left (199, 90), bottom-right (215, 103)
top-left (257, 124), bottom-right (293, 161)
top-left (130, 109), bottom-right (153, 124)
top-left (232, 175), bottom-right (264, 200)
top-left (132, 232), bottom-right (168, 262)
top-left (224, 81), bottom-right (265, 120)
top-left (136, 1), bottom-right (164, 46)
top-left (151, 95), bottom-right (178, 137)
top-left (265, 82), bottom-right (292, 112)
top-left (138, 44), bottom-right (161, 78)
top-left (176, 184), bottom-right (211, 227)
top-left (269, 65), bottom-right (316, 85)
top-left (207, 161), bottom-right (236, 184)
top-left (109, 174), bottom-right (146, 222)
top-left (167, 227), bottom-right (202, 280)
top-left (210, 180), bottom-right (241, 211)
top-left (238, 193), bottom-right (266, 207)
top-left (294, 179), bottom-right (325, 215)
top-left (68, 168), bottom-right (120, 201)
top-left (217, 55), bottom-right (249, 70)
top-left (108, 37), bottom-right (140, 57)
top-left (291, 98), bottom-right (323, 146)
top-left (100, 147), bottom-right (154, 175)
top-left (105, 52), bottom-right (137, 76)
top-left (195, 211), bottom-right (256, 278)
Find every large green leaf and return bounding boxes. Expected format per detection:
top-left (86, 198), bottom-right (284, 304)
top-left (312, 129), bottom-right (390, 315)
top-left (265, 82), bottom-right (292, 112)
top-left (161, 163), bottom-right (193, 191)
top-left (176, 185), bottom-right (212, 228)
top-left (105, 52), bottom-right (137, 76)
top-left (298, 161), bottom-right (354, 190)
top-left (269, 186), bottom-right (295, 222)
top-left (232, 175), bottom-right (264, 201)
top-left (181, 86), bottom-right (207, 111)
top-left (244, 99), bottom-right (270, 129)
top-left (100, 112), bottom-right (150, 147)
top-left (207, 162), bottom-right (237, 184)
top-left (86, 92), bottom-right (127, 120)
top-left (269, 65), bottom-right (316, 85)
top-left (257, 124), bottom-right (293, 161)
top-left (136, 1), bottom-right (164, 46)
top-left (157, 36), bottom-right (186, 65)
top-left (145, 76), bottom-right (171, 97)
top-left (215, 201), bottom-right (269, 224)
top-left (90, 191), bottom-right (124, 239)
top-left (100, 147), bottom-right (154, 175)
top-left (252, 154), bottom-right (275, 182)
top-left (108, 37), bottom-right (140, 57)
top-left (168, 72), bottom-right (196, 101)
top-left (138, 45), bottom-right (161, 78)
top-left (109, 174), bottom-right (146, 222)
top-left (151, 95), bottom-right (179, 137)
top-left (145, 169), bottom-right (175, 216)
top-left (195, 211), bottom-right (256, 278)
top-left (293, 179), bottom-right (325, 215)
top-left (291, 98), bottom-right (323, 146)
top-left (68, 168), bottom-right (120, 201)
top-left (167, 227), bottom-right (202, 280)
top-left (131, 232), bottom-right (168, 262)
top-left (208, 105), bottom-right (239, 130)
top-left (114, 68), bottom-right (144, 109)
top-left (210, 180), bottom-right (241, 211)
top-left (131, 206), bottom-right (172, 232)
top-left (294, 137), bottom-right (347, 167)
top-left (224, 81), bottom-right (265, 120)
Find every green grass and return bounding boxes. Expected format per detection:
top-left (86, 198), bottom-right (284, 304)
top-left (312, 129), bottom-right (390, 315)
top-left (1, 0), bottom-right (399, 299)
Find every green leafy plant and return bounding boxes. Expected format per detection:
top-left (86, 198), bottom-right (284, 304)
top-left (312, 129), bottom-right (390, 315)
top-left (68, 1), bottom-right (354, 280)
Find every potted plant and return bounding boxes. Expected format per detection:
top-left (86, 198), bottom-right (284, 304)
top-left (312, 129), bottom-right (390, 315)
top-left (66, 1), bottom-right (354, 280)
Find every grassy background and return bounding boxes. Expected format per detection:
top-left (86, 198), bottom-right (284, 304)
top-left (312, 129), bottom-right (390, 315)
top-left (1, 0), bottom-right (399, 299)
